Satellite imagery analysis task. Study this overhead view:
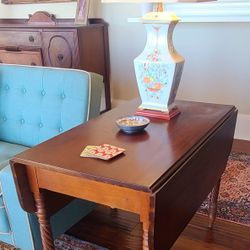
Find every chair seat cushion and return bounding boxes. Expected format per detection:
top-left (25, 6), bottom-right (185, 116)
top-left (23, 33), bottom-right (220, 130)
top-left (0, 140), bottom-right (29, 194)
top-left (0, 141), bottom-right (29, 171)
top-left (0, 141), bottom-right (29, 236)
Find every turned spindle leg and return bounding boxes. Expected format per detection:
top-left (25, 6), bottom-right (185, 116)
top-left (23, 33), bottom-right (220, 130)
top-left (140, 197), bottom-right (155, 250)
top-left (208, 178), bottom-right (221, 229)
top-left (142, 224), bottom-right (150, 250)
top-left (35, 193), bottom-right (55, 250)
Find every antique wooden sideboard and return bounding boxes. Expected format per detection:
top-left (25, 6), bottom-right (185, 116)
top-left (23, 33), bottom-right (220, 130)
top-left (0, 14), bottom-right (111, 111)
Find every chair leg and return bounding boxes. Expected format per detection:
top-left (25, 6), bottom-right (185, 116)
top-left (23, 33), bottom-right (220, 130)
top-left (208, 178), bottom-right (221, 229)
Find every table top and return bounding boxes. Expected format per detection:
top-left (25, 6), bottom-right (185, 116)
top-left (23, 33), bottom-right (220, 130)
top-left (13, 99), bottom-right (236, 192)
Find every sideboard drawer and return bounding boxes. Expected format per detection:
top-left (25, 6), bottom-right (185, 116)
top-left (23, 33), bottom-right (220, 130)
top-left (0, 49), bottom-right (43, 66)
top-left (0, 31), bottom-right (42, 47)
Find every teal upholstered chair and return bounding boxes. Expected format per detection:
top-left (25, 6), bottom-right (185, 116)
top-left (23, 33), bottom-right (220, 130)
top-left (0, 64), bottom-right (103, 249)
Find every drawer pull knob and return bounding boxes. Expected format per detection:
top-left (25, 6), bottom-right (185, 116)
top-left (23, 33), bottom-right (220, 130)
top-left (31, 62), bottom-right (37, 66)
top-left (29, 36), bottom-right (35, 42)
top-left (57, 54), bottom-right (64, 61)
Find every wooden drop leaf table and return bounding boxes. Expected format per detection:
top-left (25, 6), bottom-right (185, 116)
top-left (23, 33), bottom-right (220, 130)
top-left (10, 99), bottom-right (237, 250)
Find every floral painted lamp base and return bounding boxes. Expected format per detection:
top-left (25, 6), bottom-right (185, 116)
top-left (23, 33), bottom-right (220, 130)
top-left (134, 13), bottom-right (184, 120)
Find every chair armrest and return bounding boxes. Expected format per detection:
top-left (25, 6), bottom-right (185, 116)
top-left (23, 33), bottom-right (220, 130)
top-left (88, 73), bottom-right (104, 119)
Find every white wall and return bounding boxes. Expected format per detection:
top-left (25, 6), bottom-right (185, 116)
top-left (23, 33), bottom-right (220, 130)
top-left (0, 1), bottom-right (97, 18)
top-left (97, 3), bottom-right (250, 108)
top-left (0, 1), bottom-right (249, 139)
top-left (0, 2), bottom-right (77, 18)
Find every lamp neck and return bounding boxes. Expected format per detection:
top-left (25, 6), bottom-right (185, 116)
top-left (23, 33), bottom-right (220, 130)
top-left (143, 23), bottom-right (175, 56)
top-left (155, 3), bottom-right (164, 12)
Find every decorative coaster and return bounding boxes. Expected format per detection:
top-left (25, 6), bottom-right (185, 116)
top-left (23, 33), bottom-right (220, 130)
top-left (80, 144), bottom-right (125, 160)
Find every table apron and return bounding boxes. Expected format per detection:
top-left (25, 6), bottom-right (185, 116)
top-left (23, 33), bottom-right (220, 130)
top-left (36, 168), bottom-right (151, 218)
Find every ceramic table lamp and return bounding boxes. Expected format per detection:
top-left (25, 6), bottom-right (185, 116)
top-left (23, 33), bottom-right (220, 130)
top-left (102, 0), bottom-right (216, 120)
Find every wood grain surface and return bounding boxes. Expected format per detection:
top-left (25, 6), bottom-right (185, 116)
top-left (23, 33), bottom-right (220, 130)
top-left (10, 99), bottom-right (237, 250)
top-left (12, 99), bottom-right (236, 191)
top-left (68, 205), bottom-right (250, 250)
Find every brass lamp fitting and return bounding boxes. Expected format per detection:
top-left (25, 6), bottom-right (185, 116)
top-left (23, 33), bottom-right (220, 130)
top-left (155, 3), bottom-right (164, 12)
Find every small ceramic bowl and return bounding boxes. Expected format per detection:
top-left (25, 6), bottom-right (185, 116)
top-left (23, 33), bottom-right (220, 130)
top-left (116, 116), bottom-right (150, 134)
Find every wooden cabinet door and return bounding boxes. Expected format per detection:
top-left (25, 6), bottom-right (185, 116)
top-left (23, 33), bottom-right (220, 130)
top-left (42, 30), bottom-right (80, 69)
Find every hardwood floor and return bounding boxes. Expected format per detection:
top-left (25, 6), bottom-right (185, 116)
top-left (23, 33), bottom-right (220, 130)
top-left (68, 206), bottom-right (250, 250)
top-left (67, 139), bottom-right (250, 249)
top-left (173, 214), bottom-right (250, 250)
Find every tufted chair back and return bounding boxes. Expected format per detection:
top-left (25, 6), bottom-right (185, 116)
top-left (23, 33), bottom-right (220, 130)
top-left (0, 64), bottom-right (103, 147)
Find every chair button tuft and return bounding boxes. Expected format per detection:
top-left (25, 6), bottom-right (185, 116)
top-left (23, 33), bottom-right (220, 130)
top-left (39, 122), bottom-right (43, 128)
top-left (41, 90), bottom-right (46, 96)
top-left (20, 119), bottom-right (25, 124)
top-left (22, 88), bottom-right (27, 94)
top-left (2, 116), bottom-right (7, 122)
top-left (59, 127), bottom-right (63, 132)
top-left (61, 93), bottom-right (66, 100)
top-left (4, 85), bottom-right (9, 91)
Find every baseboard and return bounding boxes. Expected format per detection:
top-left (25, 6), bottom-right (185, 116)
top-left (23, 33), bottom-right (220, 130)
top-left (234, 114), bottom-right (250, 141)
